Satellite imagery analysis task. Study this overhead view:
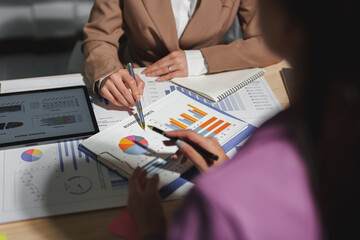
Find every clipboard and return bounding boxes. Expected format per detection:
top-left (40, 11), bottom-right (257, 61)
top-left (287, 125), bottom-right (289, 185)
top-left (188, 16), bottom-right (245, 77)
top-left (78, 90), bottom-right (257, 199)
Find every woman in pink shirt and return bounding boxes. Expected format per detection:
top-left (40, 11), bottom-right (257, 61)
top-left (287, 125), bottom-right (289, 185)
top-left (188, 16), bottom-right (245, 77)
top-left (127, 0), bottom-right (359, 239)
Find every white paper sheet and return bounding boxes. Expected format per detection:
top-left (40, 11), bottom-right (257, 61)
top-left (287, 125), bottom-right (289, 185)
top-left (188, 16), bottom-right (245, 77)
top-left (0, 74), bottom-right (192, 224)
top-left (80, 91), bottom-right (249, 189)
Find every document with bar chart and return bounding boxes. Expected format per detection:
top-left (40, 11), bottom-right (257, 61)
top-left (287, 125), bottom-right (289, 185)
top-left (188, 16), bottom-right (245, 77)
top-left (79, 91), bottom-right (255, 192)
top-left (0, 69), bottom-right (277, 224)
top-left (0, 135), bottom-right (194, 224)
top-left (135, 68), bottom-right (282, 128)
top-left (0, 75), bottom-right (196, 224)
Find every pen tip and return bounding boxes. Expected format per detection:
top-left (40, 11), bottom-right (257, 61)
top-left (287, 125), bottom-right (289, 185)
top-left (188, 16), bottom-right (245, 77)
top-left (141, 122), bottom-right (146, 130)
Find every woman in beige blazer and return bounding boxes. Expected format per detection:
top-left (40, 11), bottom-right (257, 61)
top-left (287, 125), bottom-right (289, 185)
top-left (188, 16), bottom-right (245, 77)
top-left (83, 0), bottom-right (279, 107)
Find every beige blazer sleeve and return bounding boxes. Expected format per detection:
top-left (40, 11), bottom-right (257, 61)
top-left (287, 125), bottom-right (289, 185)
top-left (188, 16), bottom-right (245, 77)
top-left (200, 0), bottom-right (280, 73)
top-left (82, 0), bottom-right (125, 90)
top-left (83, 0), bottom-right (280, 90)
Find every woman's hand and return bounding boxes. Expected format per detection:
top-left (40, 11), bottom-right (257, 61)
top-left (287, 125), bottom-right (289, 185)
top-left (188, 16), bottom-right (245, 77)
top-left (142, 50), bottom-right (188, 81)
top-left (100, 69), bottom-right (145, 107)
top-left (166, 130), bottom-right (228, 172)
top-left (128, 167), bottom-right (167, 238)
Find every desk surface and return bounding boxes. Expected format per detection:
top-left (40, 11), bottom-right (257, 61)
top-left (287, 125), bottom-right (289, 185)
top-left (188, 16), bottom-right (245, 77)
top-left (0, 60), bottom-right (290, 240)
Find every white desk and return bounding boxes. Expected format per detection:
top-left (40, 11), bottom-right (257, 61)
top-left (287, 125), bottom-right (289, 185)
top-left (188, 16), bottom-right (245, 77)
top-left (0, 60), bottom-right (290, 239)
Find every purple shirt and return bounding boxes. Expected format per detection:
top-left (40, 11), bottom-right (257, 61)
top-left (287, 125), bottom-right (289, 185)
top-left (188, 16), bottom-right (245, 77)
top-left (144, 111), bottom-right (320, 240)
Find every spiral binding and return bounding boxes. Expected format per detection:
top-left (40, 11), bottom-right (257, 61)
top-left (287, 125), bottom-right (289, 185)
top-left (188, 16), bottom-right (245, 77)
top-left (216, 70), bottom-right (265, 101)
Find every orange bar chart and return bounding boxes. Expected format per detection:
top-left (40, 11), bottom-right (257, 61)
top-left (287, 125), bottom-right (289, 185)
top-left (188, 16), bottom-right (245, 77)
top-left (166, 104), bottom-right (209, 130)
top-left (206, 120), bottom-right (224, 132)
top-left (181, 113), bottom-right (197, 123)
top-left (213, 123), bottom-right (231, 134)
top-left (205, 122), bottom-right (232, 137)
top-left (198, 119), bottom-right (225, 136)
top-left (194, 117), bottom-right (217, 133)
top-left (199, 117), bottom-right (217, 128)
top-left (169, 118), bottom-right (187, 129)
top-left (188, 104), bottom-right (207, 116)
top-left (187, 104), bottom-right (208, 117)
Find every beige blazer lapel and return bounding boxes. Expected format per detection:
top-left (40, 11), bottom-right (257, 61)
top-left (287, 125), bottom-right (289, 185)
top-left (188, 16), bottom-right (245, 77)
top-left (142, 0), bottom-right (179, 52)
top-left (180, 0), bottom-right (223, 48)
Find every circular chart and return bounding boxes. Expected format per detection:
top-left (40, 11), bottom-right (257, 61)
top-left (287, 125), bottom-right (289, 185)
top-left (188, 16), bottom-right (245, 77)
top-left (21, 149), bottom-right (43, 162)
top-left (119, 135), bottom-right (149, 155)
top-left (66, 176), bottom-right (93, 195)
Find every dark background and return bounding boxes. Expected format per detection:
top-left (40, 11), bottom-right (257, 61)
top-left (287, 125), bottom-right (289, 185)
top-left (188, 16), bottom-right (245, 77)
top-left (0, 0), bottom-right (94, 80)
top-left (0, 0), bottom-right (242, 81)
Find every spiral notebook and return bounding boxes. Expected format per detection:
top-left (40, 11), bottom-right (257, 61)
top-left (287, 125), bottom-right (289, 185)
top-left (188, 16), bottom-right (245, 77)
top-left (171, 68), bottom-right (265, 102)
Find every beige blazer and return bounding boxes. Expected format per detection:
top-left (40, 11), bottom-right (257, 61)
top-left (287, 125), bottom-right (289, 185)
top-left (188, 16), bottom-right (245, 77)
top-left (83, 0), bottom-right (279, 89)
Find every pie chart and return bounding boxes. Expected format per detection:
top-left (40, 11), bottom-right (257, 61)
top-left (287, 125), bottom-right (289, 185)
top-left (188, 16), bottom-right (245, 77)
top-left (21, 149), bottom-right (43, 162)
top-left (119, 135), bottom-right (149, 155)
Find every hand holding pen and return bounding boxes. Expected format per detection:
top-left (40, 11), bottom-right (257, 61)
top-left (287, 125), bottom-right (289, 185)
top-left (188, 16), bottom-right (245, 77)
top-left (148, 126), bottom-right (228, 171)
top-left (127, 63), bottom-right (146, 129)
top-left (98, 67), bottom-right (145, 107)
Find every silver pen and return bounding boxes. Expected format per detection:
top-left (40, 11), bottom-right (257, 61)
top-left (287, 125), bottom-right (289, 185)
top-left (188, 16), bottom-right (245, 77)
top-left (126, 63), bottom-right (145, 130)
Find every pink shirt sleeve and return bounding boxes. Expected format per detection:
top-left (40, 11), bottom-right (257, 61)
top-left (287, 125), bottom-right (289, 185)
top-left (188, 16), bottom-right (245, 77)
top-left (169, 186), bottom-right (242, 240)
top-left (142, 112), bottom-right (320, 240)
top-left (167, 112), bottom-right (320, 240)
